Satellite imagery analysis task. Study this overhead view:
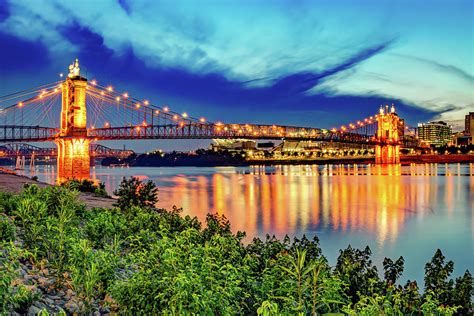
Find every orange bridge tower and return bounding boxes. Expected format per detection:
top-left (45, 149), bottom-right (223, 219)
top-left (55, 59), bottom-right (90, 182)
top-left (375, 104), bottom-right (403, 164)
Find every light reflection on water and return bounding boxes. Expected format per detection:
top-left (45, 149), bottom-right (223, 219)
top-left (18, 163), bottom-right (474, 284)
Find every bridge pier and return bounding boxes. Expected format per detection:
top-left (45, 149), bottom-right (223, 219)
top-left (55, 138), bottom-right (90, 182)
top-left (375, 144), bottom-right (400, 164)
top-left (375, 105), bottom-right (403, 164)
top-left (56, 59), bottom-right (91, 182)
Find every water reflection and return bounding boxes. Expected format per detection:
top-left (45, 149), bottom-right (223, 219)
top-left (85, 163), bottom-right (470, 249)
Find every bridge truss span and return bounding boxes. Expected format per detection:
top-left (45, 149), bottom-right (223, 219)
top-left (0, 126), bottom-right (59, 142)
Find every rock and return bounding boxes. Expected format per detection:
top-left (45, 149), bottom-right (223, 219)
top-left (57, 290), bottom-right (66, 297)
top-left (64, 300), bottom-right (80, 314)
top-left (94, 311), bottom-right (101, 316)
top-left (37, 276), bottom-right (55, 289)
top-left (24, 274), bottom-right (35, 281)
top-left (28, 305), bottom-right (42, 315)
top-left (43, 297), bottom-right (54, 306)
top-left (33, 301), bottom-right (47, 310)
top-left (65, 289), bottom-right (75, 299)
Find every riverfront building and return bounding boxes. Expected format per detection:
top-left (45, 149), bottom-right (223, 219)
top-left (465, 112), bottom-right (474, 135)
top-left (416, 121), bottom-right (452, 147)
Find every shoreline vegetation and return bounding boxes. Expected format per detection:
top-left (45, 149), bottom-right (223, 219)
top-left (0, 177), bottom-right (472, 315)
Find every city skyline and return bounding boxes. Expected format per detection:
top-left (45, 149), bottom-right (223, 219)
top-left (0, 0), bottom-right (472, 151)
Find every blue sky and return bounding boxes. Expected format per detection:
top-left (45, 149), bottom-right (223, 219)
top-left (0, 0), bottom-right (472, 151)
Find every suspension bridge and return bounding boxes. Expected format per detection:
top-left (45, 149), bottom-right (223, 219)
top-left (0, 59), bottom-right (416, 181)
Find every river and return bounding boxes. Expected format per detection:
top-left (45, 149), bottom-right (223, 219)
top-left (18, 162), bottom-right (474, 285)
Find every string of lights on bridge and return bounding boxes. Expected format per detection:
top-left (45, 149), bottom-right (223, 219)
top-left (0, 75), bottom-right (414, 143)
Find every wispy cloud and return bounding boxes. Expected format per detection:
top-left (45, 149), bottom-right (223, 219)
top-left (0, 0), bottom-right (472, 131)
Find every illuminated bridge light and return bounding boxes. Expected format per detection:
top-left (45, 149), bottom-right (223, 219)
top-left (107, 86), bottom-right (113, 92)
top-left (104, 122), bottom-right (110, 127)
top-left (116, 97), bottom-right (120, 101)
top-left (91, 80), bottom-right (97, 85)
top-left (144, 100), bottom-right (149, 105)
top-left (172, 115), bottom-right (179, 120)
top-left (18, 102), bottom-right (23, 107)
top-left (163, 106), bottom-right (169, 112)
top-left (182, 112), bottom-right (188, 118)
top-left (123, 92), bottom-right (129, 98)
top-left (155, 110), bottom-right (160, 114)
top-left (135, 126), bottom-right (141, 131)
top-left (199, 117), bottom-right (206, 123)
top-left (100, 91), bottom-right (105, 96)
top-left (180, 122), bottom-right (185, 127)
top-left (136, 103), bottom-right (141, 108)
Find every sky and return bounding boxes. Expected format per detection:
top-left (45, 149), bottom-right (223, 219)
top-left (0, 0), bottom-right (472, 151)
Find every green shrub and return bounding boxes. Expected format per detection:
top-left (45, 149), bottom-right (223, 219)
top-left (84, 208), bottom-right (127, 248)
top-left (0, 215), bottom-right (15, 242)
top-left (62, 179), bottom-right (110, 198)
top-left (0, 243), bottom-right (38, 313)
top-left (0, 191), bottom-right (17, 215)
top-left (113, 177), bottom-right (158, 211)
top-left (0, 181), bottom-right (470, 314)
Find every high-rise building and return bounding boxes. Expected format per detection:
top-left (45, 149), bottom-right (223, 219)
top-left (465, 112), bottom-right (474, 135)
top-left (416, 121), bottom-right (452, 147)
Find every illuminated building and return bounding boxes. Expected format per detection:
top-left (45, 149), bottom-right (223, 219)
top-left (416, 121), bottom-right (452, 147)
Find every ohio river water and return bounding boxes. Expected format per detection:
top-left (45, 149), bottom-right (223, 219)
top-left (26, 163), bottom-right (474, 285)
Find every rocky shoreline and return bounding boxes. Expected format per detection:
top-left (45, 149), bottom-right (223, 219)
top-left (6, 238), bottom-right (116, 315)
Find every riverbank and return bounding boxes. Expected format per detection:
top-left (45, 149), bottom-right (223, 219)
top-left (400, 154), bottom-right (473, 164)
top-left (1, 177), bottom-right (471, 314)
top-left (116, 153), bottom-right (473, 167)
top-left (0, 169), bottom-right (115, 209)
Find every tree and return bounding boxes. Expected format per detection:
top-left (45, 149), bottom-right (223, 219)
top-left (383, 256), bottom-right (405, 286)
top-left (424, 249), bottom-right (454, 305)
top-left (113, 177), bottom-right (158, 211)
top-left (451, 270), bottom-right (473, 315)
top-left (335, 246), bottom-right (382, 303)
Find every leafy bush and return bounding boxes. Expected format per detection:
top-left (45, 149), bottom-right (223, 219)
top-left (0, 243), bottom-right (38, 313)
top-left (113, 177), bottom-right (158, 211)
top-left (0, 180), bottom-right (471, 314)
top-left (84, 208), bottom-right (127, 248)
top-left (62, 179), bottom-right (109, 198)
top-left (0, 215), bottom-right (15, 242)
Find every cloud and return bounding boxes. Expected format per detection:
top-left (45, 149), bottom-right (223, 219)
top-left (0, 0), bottom-right (472, 132)
top-left (391, 53), bottom-right (474, 83)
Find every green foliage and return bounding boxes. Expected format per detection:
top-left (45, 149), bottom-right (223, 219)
top-left (424, 249), bottom-right (455, 304)
top-left (0, 214), bottom-right (15, 242)
top-left (451, 270), bottom-right (473, 314)
top-left (62, 179), bottom-right (109, 198)
top-left (383, 256), bottom-right (404, 286)
top-left (0, 179), bottom-right (471, 314)
top-left (113, 177), bottom-right (158, 211)
top-left (69, 238), bottom-right (121, 308)
top-left (0, 243), bottom-right (38, 313)
top-left (0, 191), bottom-right (16, 215)
top-left (335, 245), bottom-right (382, 303)
top-left (84, 208), bottom-right (127, 248)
